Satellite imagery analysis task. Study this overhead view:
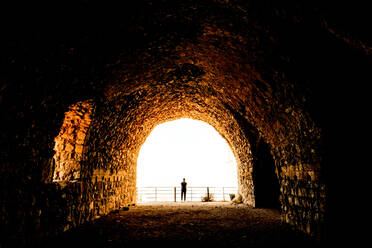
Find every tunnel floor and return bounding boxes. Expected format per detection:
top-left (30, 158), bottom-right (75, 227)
top-left (38, 202), bottom-right (319, 248)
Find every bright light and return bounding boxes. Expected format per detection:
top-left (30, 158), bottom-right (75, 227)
top-left (137, 118), bottom-right (238, 187)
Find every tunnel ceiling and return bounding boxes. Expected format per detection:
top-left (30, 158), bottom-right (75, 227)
top-left (86, 19), bottom-right (322, 175)
top-left (80, 1), bottom-right (328, 179)
top-left (0, 1), bottom-right (369, 170)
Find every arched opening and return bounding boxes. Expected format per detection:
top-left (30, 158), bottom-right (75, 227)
top-left (252, 139), bottom-right (281, 209)
top-left (136, 118), bottom-right (238, 202)
top-left (4, 0), bottom-right (367, 244)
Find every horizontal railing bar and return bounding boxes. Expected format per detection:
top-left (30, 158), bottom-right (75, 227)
top-left (136, 187), bottom-right (238, 189)
top-left (136, 186), bottom-right (238, 203)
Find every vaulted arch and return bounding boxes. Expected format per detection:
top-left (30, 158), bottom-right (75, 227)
top-left (2, 1), bottom-right (367, 246)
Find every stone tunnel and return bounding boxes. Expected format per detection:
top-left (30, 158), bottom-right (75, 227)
top-left (0, 0), bottom-right (370, 246)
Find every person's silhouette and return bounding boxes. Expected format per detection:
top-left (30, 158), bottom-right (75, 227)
top-left (181, 178), bottom-right (187, 202)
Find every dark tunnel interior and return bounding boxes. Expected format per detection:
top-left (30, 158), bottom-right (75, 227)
top-left (253, 139), bottom-right (281, 209)
top-left (0, 0), bottom-right (370, 247)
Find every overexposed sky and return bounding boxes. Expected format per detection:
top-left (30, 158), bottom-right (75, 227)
top-left (137, 118), bottom-right (238, 187)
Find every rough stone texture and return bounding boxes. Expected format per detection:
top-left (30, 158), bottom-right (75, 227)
top-left (91, 169), bottom-right (136, 217)
top-left (0, 1), bottom-right (370, 246)
top-left (53, 100), bottom-right (94, 181)
top-left (83, 20), bottom-right (324, 237)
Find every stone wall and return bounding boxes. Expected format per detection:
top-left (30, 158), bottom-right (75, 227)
top-left (53, 100), bottom-right (94, 181)
top-left (280, 166), bottom-right (326, 238)
top-left (91, 169), bottom-right (136, 217)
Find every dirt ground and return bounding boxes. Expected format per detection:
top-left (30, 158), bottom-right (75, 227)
top-left (39, 202), bottom-right (320, 248)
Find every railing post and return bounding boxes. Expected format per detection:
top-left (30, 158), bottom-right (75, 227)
top-left (222, 187), bottom-right (225, 201)
top-left (174, 187), bottom-right (176, 202)
top-left (207, 187), bottom-right (209, 200)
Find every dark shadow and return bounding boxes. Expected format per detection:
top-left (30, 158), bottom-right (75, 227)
top-left (253, 139), bottom-right (281, 209)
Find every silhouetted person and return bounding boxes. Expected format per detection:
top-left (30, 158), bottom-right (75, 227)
top-left (181, 178), bottom-right (187, 202)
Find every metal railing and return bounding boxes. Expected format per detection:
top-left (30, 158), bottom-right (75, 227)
top-left (137, 186), bottom-right (238, 203)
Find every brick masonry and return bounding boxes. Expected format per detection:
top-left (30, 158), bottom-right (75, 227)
top-left (53, 100), bottom-right (94, 181)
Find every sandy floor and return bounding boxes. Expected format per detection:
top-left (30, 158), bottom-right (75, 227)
top-left (39, 202), bottom-right (320, 247)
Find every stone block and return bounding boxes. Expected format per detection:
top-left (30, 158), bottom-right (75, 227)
top-left (64, 143), bottom-right (74, 152)
top-left (75, 144), bottom-right (83, 154)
